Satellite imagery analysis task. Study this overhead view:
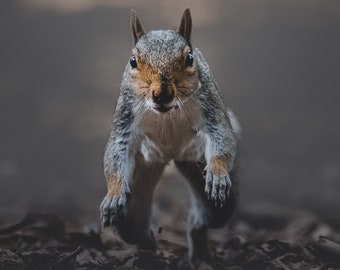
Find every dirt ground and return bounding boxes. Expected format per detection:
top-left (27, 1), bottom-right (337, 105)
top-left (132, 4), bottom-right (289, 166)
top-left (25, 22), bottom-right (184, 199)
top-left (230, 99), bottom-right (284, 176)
top-left (1, 174), bottom-right (340, 270)
top-left (1, 206), bottom-right (340, 269)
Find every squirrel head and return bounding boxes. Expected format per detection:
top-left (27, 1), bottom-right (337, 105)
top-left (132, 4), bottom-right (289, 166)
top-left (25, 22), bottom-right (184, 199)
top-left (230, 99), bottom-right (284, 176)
top-left (128, 9), bottom-right (200, 113)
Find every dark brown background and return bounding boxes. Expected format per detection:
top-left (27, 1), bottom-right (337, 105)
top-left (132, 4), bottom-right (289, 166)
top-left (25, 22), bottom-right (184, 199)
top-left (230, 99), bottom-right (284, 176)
top-left (1, 0), bottom-right (340, 228)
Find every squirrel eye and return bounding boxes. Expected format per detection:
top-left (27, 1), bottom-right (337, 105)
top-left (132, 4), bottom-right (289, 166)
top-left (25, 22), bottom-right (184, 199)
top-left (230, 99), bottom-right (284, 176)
top-left (130, 55), bottom-right (137, 69)
top-left (185, 52), bottom-right (194, 67)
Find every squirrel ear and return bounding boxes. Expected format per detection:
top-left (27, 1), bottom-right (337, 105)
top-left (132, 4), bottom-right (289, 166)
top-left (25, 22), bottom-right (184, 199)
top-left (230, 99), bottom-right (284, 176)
top-left (130, 9), bottom-right (146, 45)
top-left (178, 8), bottom-right (192, 47)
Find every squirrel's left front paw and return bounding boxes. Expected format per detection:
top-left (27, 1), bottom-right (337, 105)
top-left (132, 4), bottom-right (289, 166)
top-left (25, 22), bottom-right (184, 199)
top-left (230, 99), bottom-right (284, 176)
top-left (205, 171), bottom-right (232, 207)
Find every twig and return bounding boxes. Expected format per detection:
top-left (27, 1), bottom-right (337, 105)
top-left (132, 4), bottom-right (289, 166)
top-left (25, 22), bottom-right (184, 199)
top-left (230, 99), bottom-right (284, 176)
top-left (49, 246), bottom-right (84, 270)
top-left (316, 236), bottom-right (340, 256)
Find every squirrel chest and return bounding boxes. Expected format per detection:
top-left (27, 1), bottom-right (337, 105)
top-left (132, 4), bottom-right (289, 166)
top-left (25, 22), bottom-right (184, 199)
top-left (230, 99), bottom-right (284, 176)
top-left (134, 98), bottom-right (205, 163)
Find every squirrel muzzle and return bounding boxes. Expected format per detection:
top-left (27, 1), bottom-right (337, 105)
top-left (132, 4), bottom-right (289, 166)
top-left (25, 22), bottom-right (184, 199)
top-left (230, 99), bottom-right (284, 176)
top-left (151, 80), bottom-right (175, 113)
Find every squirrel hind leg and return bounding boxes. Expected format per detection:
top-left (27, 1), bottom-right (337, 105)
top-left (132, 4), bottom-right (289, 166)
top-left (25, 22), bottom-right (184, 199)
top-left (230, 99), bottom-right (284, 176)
top-left (175, 161), bottom-right (212, 263)
top-left (115, 158), bottom-right (166, 251)
top-left (175, 161), bottom-right (239, 264)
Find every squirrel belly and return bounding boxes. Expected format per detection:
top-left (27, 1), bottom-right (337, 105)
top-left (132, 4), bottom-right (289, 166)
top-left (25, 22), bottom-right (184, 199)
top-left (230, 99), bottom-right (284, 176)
top-left (132, 95), bottom-right (206, 163)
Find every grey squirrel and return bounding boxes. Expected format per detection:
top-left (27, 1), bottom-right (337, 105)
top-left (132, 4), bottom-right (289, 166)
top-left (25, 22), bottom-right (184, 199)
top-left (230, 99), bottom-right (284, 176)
top-left (100, 8), bottom-right (240, 265)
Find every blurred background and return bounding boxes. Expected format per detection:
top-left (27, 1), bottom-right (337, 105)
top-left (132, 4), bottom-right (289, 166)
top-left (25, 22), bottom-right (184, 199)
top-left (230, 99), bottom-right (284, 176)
top-left (1, 0), bottom-right (340, 228)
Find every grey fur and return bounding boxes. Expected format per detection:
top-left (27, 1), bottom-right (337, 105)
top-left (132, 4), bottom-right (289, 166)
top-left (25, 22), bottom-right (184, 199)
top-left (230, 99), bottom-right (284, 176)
top-left (135, 30), bottom-right (188, 75)
top-left (178, 8), bottom-right (192, 48)
top-left (100, 9), bottom-right (240, 266)
top-left (130, 9), bottom-right (146, 45)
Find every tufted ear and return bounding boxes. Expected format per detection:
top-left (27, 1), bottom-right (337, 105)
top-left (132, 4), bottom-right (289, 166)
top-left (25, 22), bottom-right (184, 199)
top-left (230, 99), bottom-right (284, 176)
top-left (130, 9), bottom-right (146, 45)
top-left (178, 8), bottom-right (192, 47)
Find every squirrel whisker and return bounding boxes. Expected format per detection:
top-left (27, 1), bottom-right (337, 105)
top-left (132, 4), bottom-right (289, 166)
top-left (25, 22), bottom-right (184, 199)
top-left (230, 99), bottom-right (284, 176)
top-left (175, 96), bottom-right (199, 133)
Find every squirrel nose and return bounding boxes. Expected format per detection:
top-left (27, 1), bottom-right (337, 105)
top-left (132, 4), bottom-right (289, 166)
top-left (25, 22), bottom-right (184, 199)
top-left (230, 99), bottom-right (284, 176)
top-left (152, 84), bottom-right (174, 105)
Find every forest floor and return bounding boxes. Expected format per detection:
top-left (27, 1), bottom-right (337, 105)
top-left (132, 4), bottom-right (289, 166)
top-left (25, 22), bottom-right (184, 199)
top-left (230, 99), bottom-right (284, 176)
top-left (1, 208), bottom-right (340, 270)
top-left (1, 164), bottom-right (340, 270)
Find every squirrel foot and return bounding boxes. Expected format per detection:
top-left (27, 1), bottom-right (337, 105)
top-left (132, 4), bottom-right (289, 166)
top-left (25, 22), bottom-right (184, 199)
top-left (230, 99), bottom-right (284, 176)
top-left (100, 194), bottom-right (129, 227)
top-left (205, 171), bottom-right (231, 207)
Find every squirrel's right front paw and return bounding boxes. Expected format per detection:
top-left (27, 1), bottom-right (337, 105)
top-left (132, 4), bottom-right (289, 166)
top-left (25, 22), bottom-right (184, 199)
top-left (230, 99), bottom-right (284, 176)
top-left (100, 194), bottom-right (129, 227)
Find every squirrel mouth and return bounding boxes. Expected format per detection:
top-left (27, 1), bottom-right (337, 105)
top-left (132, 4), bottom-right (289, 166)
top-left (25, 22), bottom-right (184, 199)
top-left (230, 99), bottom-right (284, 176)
top-left (153, 103), bottom-right (180, 113)
top-left (155, 104), bottom-right (172, 113)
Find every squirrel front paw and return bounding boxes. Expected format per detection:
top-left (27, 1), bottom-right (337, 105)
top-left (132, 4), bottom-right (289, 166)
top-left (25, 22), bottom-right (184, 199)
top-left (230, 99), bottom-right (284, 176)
top-left (205, 171), bottom-right (232, 207)
top-left (100, 194), bottom-right (129, 227)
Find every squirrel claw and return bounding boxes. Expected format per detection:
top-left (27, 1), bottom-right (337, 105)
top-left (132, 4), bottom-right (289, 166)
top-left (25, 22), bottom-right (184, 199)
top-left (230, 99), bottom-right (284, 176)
top-left (100, 195), bottom-right (128, 227)
top-left (205, 171), bottom-right (231, 207)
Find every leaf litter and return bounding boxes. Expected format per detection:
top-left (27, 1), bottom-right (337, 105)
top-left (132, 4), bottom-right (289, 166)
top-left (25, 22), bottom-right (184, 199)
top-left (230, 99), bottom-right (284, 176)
top-left (0, 210), bottom-right (339, 270)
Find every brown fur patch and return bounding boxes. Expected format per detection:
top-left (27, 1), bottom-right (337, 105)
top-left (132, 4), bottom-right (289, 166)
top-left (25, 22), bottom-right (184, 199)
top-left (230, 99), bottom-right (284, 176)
top-left (105, 174), bottom-right (122, 198)
top-left (129, 50), bottom-right (199, 101)
top-left (210, 156), bottom-right (229, 175)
